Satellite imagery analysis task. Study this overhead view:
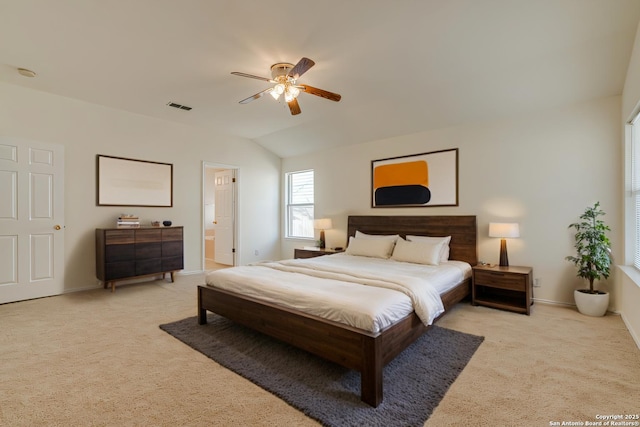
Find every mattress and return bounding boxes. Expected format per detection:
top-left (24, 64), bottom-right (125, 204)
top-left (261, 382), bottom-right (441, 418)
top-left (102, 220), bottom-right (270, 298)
top-left (205, 253), bottom-right (471, 333)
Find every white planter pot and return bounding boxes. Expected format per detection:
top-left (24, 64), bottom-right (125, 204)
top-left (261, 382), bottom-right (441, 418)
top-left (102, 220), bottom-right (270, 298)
top-left (574, 289), bottom-right (609, 317)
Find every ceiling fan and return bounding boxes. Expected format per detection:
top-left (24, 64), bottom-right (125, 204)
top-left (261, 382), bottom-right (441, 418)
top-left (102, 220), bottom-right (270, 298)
top-left (231, 57), bottom-right (341, 115)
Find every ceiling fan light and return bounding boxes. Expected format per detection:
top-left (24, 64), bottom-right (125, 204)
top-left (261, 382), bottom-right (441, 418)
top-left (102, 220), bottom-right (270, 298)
top-left (284, 90), bottom-right (295, 103)
top-left (289, 86), bottom-right (300, 98)
top-left (273, 83), bottom-right (285, 95)
top-left (270, 90), bottom-right (281, 100)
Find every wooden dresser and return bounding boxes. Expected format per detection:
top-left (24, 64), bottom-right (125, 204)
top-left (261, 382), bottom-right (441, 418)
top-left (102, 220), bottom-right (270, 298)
top-left (96, 226), bottom-right (184, 292)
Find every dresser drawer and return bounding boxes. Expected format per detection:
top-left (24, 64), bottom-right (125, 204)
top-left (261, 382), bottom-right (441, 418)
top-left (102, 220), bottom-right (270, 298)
top-left (162, 256), bottom-right (184, 271)
top-left (162, 227), bottom-right (183, 241)
top-left (162, 241), bottom-right (183, 257)
top-left (474, 270), bottom-right (526, 291)
top-left (135, 242), bottom-right (161, 259)
top-left (105, 261), bottom-right (135, 280)
top-left (105, 230), bottom-right (134, 245)
top-left (105, 244), bottom-right (135, 262)
top-left (136, 259), bottom-right (162, 276)
top-left (135, 229), bottom-right (161, 242)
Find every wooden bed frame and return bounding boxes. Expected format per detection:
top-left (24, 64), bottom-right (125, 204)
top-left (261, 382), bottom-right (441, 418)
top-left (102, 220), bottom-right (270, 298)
top-left (197, 215), bottom-right (477, 407)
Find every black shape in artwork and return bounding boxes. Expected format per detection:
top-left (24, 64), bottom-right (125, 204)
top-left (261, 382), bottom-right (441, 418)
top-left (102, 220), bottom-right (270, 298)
top-left (375, 185), bottom-right (431, 206)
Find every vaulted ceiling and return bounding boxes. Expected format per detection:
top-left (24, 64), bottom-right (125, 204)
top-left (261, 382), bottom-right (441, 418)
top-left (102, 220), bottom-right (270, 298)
top-left (1, 1), bottom-right (639, 158)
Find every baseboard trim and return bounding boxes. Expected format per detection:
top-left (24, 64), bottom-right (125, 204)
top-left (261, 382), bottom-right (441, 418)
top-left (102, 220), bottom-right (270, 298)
top-left (532, 297), bottom-right (621, 314)
top-left (621, 312), bottom-right (640, 350)
top-left (63, 270), bottom-right (203, 295)
top-left (532, 298), bottom-right (573, 308)
top-left (177, 269), bottom-right (203, 276)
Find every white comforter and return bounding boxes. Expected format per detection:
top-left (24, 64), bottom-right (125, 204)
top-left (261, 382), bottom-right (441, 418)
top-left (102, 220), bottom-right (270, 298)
top-left (205, 253), bottom-right (471, 333)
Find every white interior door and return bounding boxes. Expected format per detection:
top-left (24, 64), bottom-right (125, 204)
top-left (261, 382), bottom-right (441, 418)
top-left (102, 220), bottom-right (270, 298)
top-left (214, 169), bottom-right (234, 265)
top-left (0, 138), bottom-right (65, 304)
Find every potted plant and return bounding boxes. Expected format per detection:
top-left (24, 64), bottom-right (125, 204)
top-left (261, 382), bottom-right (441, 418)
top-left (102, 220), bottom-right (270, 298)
top-left (565, 202), bottom-right (612, 316)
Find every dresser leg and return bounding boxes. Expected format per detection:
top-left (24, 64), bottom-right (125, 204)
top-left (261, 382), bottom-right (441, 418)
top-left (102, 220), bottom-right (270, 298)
top-left (111, 282), bottom-right (116, 293)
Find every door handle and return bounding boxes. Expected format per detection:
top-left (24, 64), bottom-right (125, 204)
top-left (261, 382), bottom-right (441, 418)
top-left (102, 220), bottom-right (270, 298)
top-left (54, 225), bottom-right (62, 230)
top-left (213, 221), bottom-right (217, 224)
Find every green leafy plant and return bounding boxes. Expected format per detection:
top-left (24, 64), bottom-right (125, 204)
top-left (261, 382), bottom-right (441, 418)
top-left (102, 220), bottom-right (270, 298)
top-left (565, 202), bottom-right (611, 294)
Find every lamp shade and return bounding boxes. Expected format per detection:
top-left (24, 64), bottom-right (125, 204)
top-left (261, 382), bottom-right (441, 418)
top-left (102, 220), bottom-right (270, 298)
top-left (313, 218), bottom-right (332, 230)
top-left (488, 222), bottom-right (520, 238)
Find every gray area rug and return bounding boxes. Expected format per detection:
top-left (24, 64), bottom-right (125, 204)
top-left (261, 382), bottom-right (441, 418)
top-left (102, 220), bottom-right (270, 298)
top-left (160, 314), bottom-right (484, 427)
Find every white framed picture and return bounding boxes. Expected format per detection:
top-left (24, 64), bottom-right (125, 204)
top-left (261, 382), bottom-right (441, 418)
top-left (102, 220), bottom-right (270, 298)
top-left (97, 155), bottom-right (173, 207)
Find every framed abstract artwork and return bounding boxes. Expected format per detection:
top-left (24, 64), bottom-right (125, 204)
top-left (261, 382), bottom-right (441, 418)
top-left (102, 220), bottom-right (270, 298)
top-left (371, 148), bottom-right (458, 208)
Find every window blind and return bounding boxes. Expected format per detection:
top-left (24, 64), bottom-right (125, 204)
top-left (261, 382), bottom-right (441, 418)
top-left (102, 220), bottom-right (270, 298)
top-left (631, 113), bottom-right (640, 270)
top-left (286, 170), bottom-right (314, 239)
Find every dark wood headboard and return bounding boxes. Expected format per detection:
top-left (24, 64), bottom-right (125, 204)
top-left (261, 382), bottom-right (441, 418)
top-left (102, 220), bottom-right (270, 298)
top-left (347, 215), bottom-right (477, 266)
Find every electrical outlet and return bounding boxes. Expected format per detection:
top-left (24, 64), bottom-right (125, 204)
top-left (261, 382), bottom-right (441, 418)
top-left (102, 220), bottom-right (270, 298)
top-left (254, 249), bottom-right (259, 256)
top-left (533, 278), bottom-right (541, 288)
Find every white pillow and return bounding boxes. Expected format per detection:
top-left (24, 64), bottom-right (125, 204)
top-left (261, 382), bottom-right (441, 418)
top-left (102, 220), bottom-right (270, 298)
top-left (406, 235), bottom-right (451, 262)
top-left (391, 238), bottom-right (444, 265)
top-left (355, 231), bottom-right (400, 242)
top-left (354, 231), bottom-right (399, 257)
top-left (345, 236), bottom-right (395, 259)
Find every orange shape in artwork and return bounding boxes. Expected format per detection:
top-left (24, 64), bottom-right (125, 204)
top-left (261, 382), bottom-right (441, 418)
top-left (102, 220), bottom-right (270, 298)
top-left (373, 161), bottom-right (429, 189)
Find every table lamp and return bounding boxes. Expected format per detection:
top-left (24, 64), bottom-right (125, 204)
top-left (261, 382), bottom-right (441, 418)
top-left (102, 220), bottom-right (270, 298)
top-left (313, 218), bottom-right (333, 249)
top-left (488, 222), bottom-right (520, 267)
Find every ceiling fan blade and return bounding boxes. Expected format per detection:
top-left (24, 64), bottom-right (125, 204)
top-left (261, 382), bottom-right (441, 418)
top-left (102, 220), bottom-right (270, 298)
top-left (300, 85), bottom-right (341, 102)
top-left (288, 57), bottom-right (315, 80)
top-left (239, 88), bottom-right (273, 104)
top-left (231, 72), bottom-right (274, 83)
top-left (288, 98), bottom-right (301, 115)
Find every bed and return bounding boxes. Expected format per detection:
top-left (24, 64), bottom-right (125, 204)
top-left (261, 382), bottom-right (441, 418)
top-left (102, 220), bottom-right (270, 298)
top-left (197, 215), bottom-right (477, 407)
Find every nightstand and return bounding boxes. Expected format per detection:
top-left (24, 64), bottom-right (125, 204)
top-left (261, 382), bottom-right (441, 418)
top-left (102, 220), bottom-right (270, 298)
top-left (472, 265), bottom-right (533, 315)
top-left (294, 247), bottom-right (343, 259)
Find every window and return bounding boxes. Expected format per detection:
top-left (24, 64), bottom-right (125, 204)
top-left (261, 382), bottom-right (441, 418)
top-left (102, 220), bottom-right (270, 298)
top-left (631, 112), bottom-right (640, 269)
top-left (285, 170), bottom-right (314, 238)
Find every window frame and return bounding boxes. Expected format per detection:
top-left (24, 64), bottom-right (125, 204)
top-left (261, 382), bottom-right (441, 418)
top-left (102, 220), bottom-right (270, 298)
top-left (629, 112), bottom-right (640, 270)
top-left (284, 169), bottom-right (315, 239)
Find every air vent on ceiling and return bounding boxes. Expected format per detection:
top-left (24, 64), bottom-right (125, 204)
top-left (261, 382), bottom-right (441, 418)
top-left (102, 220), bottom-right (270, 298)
top-left (166, 101), bottom-right (192, 111)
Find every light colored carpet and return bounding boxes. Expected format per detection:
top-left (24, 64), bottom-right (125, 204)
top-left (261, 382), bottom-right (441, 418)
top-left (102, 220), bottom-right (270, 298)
top-left (1, 273), bottom-right (638, 426)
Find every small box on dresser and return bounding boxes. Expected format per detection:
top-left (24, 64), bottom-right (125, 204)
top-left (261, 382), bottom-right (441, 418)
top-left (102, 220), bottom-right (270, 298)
top-left (472, 265), bottom-right (533, 315)
top-left (96, 226), bottom-right (184, 292)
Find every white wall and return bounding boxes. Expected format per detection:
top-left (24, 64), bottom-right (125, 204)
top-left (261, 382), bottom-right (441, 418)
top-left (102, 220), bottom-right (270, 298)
top-left (623, 22), bottom-right (640, 120)
top-left (0, 82), bottom-right (281, 293)
top-left (283, 96), bottom-right (622, 308)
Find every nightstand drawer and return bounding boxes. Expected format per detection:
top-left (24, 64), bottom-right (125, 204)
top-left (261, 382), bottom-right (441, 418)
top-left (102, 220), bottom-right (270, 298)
top-left (295, 249), bottom-right (320, 259)
top-left (294, 247), bottom-right (343, 259)
top-left (474, 270), bottom-right (526, 291)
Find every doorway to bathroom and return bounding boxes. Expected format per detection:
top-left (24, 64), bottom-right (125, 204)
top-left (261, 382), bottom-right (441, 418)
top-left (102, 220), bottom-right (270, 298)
top-left (203, 161), bottom-right (238, 271)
